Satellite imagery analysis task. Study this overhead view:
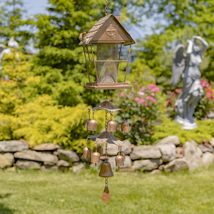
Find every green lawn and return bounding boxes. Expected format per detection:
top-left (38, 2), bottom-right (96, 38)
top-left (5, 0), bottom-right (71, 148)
top-left (0, 166), bottom-right (214, 214)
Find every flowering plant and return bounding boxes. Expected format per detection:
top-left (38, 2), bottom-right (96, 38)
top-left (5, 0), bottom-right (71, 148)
top-left (115, 84), bottom-right (160, 145)
top-left (195, 79), bottom-right (214, 119)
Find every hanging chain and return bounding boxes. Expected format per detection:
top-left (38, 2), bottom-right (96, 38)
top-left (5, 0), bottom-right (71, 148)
top-left (105, 177), bottom-right (108, 188)
top-left (104, 111), bottom-right (109, 158)
top-left (92, 110), bottom-right (95, 119)
top-left (105, 110), bottom-right (109, 131)
top-left (105, 0), bottom-right (111, 15)
top-left (88, 108), bottom-right (91, 119)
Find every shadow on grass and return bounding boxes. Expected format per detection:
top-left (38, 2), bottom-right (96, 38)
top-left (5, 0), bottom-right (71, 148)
top-left (0, 193), bottom-right (14, 214)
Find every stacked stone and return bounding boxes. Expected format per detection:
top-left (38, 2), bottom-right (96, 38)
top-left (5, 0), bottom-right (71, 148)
top-left (0, 137), bottom-right (214, 173)
top-left (129, 136), bottom-right (214, 173)
top-left (0, 141), bottom-right (83, 172)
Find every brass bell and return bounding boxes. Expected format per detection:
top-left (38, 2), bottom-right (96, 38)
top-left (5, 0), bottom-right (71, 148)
top-left (99, 160), bottom-right (113, 177)
top-left (86, 119), bottom-right (97, 132)
top-left (115, 153), bottom-right (125, 168)
top-left (82, 147), bottom-right (91, 162)
top-left (107, 120), bottom-right (117, 133)
top-left (121, 121), bottom-right (130, 133)
top-left (91, 151), bottom-right (100, 165)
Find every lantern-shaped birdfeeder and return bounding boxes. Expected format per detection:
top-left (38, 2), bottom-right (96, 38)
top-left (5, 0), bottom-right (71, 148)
top-left (80, 14), bottom-right (135, 90)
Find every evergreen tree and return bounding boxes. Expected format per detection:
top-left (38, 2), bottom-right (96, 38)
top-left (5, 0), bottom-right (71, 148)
top-left (119, 0), bottom-right (214, 85)
top-left (0, 0), bottom-right (33, 46)
top-left (35, 0), bottom-right (107, 106)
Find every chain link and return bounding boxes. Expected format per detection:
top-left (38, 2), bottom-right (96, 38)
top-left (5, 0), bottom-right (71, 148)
top-left (105, 177), bottom-right (108, 187)
top-left (105, 0), bottom-right (111, 15)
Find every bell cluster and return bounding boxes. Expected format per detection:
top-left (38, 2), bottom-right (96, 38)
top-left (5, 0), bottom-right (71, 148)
top-left (85, 110), bottom-right (130, 134)
top-left (82, 106), bottom-right (130, 172)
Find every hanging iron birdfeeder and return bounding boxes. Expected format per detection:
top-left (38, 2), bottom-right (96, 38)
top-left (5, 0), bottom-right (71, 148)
top-left (80, 10), bottom-right (135, 90)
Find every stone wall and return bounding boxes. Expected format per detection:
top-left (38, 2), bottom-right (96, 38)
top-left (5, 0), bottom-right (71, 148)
top-left (0, 136), bottom-right (214, 173)
top-left (0, 141), bottom-right (84, 173)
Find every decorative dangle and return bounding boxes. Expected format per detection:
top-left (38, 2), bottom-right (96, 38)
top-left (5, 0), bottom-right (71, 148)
top-left (101, 178), bottom-right (111, 203)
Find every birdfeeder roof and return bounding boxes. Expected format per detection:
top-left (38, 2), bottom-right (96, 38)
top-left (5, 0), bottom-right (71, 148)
top-left (80, 14), bottom-right (135, 45)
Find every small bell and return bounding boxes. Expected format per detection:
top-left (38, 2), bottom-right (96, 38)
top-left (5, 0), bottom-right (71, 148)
top-left (115, 153), bottom-right (125, 168)
top-left (91, 151), bottom-right (100, 165)
top-left (82, 147), bottom-right (91, 162)
top-left (86, 119), bottom-right (97, 132)
top-left (86, 109), bottom-right (97, 132)
top-left (99, 160), bottom-right (113, 177)
top-left (121, 121), bottom-right (130, 133)
top-left (107, 120), bottom-right (117, 133)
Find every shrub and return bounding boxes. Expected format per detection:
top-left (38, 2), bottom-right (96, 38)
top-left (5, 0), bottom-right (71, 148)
top-left (13, 95), bottom-right (88, 150)
top-left (0, 114), bottom-right (16, 140)
top-left (115, 83), bottom-right (161, 145)
top-left (152, 117), bottom-right (214, 144)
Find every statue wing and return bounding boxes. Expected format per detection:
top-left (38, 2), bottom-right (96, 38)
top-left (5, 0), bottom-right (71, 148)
top-left (171, 44), bottom-right (186, 86)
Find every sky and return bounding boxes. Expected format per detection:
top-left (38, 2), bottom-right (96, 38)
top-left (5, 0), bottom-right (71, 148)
top-left (22, 0), bottom-right (147, 40)
top-left (21, 0), bottom-right (154, 40)
top-left (23, 0), bottom-right (48, 17)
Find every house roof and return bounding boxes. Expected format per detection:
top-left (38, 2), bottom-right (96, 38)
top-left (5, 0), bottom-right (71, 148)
top-left (80, 14), bottom-right (135, 45)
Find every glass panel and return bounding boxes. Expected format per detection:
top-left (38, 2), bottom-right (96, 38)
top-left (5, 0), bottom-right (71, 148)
top-left (96, 44), bottom-right (119, 84)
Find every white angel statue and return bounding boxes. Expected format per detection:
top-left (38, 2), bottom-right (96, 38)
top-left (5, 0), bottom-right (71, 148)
top-left (172, 36), bottom-right (208, 129)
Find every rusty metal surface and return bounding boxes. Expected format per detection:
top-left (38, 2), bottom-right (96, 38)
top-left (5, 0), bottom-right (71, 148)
top-left (107, 120), bottom-right (117, 133)
top-left (80, 14), bottom-right (135, 45)
top-left (86, 119), bottom-right (98, 132)
top-left (93, 101), bottom-right (120, 112)
top-left (99, 160), bottom-right (114, 177)
top-left (97, 131), bottom-right (116, 144)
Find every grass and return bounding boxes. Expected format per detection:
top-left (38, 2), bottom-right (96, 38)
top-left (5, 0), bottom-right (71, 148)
top-left (0, 167), bottom-right (214, 214)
